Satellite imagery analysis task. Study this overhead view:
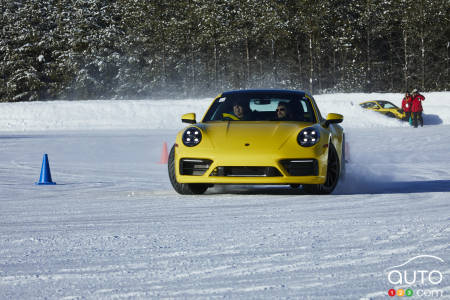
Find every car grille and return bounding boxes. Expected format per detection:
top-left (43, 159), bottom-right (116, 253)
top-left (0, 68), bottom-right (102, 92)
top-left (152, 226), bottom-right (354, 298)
top-left (180, 158), bottom-right (212, 176)
top-left (280, 159), bottom-right (318, 176)
top-left (209, 166), bottom-right (282, 177)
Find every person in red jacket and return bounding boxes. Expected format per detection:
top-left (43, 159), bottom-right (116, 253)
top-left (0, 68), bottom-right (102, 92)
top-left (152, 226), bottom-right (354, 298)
top-left (401, 91), bottom-right (412, 122)
top-left (411, 89), bottom-right (425, 128)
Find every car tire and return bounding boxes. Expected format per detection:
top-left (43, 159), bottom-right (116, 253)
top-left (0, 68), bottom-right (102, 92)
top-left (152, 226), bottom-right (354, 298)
top-left (303, 143), bottom-right (340, 195)
top-left (386, 112), bottom-right (395, 118)
top-left (168, 145), bottom-right (209, 195)
top-left (341, 135), bottom-right (346, 181)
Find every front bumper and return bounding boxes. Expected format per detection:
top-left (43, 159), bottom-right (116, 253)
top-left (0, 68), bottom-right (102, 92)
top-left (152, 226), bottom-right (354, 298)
top-left (175, 145), bottom-right (329, 185)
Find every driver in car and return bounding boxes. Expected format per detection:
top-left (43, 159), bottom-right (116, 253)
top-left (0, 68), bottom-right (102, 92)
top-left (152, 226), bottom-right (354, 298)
top-left (223, 99), bottom-right (253, 120)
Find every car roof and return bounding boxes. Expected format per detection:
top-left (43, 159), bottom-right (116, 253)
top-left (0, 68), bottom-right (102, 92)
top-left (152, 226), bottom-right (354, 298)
top-left (360, 100), bottom-right (387, 104)
top-left (222, 89), bottom-right (308, 97)
top-left (361, 100), bottom-right (391, 102)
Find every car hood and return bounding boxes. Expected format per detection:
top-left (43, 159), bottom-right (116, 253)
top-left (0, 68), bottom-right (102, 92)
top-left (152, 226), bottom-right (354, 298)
top-left (199, 121), bottom-right (311, 150)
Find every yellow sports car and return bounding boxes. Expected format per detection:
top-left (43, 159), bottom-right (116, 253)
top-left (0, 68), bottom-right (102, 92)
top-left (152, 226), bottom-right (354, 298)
top-left (359, 100), bottom-right (407, 120)
top-left (168, 90), bottom-right (345, 195)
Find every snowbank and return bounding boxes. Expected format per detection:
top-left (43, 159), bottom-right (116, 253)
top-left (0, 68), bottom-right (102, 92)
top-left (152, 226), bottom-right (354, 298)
top-left (0, 92), bottom-right (448, 131)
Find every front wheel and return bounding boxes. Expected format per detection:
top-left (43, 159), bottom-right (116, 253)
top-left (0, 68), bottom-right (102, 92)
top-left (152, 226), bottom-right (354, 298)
top-left (303, 143), bottom-right (340, 195)
top-left (168, 145), bottom-right (209, 195)
top-left (341, 135), bottom-right (346, 181)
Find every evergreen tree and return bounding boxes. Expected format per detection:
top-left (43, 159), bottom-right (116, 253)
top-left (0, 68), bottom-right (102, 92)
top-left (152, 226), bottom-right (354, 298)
top-left (1, 0), bottom-right (448, 102)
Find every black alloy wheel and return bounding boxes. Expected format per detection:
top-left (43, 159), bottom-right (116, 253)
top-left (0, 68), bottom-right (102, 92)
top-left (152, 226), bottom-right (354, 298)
top-left (168, 145), bottom-right (209, 195)
top-left (303, 143), bottom-right (340, 195)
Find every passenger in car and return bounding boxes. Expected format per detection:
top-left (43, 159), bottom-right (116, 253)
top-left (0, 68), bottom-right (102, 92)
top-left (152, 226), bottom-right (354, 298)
top-left (276, 102), bottom-right (293, 120)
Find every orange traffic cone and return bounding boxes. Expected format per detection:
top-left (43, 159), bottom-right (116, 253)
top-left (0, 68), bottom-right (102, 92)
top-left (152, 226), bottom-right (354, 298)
top-left (158, 142), bottom-right (169, 164)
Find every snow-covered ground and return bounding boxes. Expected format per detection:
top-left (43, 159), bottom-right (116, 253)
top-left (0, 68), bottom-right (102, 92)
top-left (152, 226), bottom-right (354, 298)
top-left (0, 92), bottom-right (449, 299)
top-left (1, 92), bottom-right (449, 131)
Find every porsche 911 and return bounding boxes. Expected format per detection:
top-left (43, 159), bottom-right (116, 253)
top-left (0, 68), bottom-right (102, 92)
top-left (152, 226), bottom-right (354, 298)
top-left (359, 100), bottom-right (407, 120)
top-left (168, 89), bottom-right (345, 195)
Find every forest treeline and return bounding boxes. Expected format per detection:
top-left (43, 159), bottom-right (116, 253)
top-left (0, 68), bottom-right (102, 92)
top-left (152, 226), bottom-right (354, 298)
top-left (1, 0), bottom-right (449, 102)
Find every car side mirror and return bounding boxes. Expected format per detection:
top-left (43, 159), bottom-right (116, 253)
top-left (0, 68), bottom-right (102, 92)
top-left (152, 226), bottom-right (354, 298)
top-left (182, 113), bottom-right (196, 124)
top-left (323, 113), bottom-right (343, 127)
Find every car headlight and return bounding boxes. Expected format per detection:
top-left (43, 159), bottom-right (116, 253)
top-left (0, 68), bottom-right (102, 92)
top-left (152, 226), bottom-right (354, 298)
top-left (297, 127), bottom-right (320, 147)
top-left (182, 127), bottom-right (202, 147)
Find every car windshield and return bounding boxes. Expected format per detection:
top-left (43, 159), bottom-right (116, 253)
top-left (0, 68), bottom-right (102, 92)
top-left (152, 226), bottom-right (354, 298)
top-left (378, 101), bottom-right (398, 109)
top-left (202, 92), bottom-right (317, 122)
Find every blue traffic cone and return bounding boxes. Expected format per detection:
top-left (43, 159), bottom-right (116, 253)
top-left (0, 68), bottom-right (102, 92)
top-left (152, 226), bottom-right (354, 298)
top-left (35, 154), bottom-right (56, 185)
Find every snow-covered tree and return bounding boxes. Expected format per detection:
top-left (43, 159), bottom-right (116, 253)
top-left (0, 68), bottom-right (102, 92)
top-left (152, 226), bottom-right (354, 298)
top-left (1, 0), bottom-right (448, 102)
